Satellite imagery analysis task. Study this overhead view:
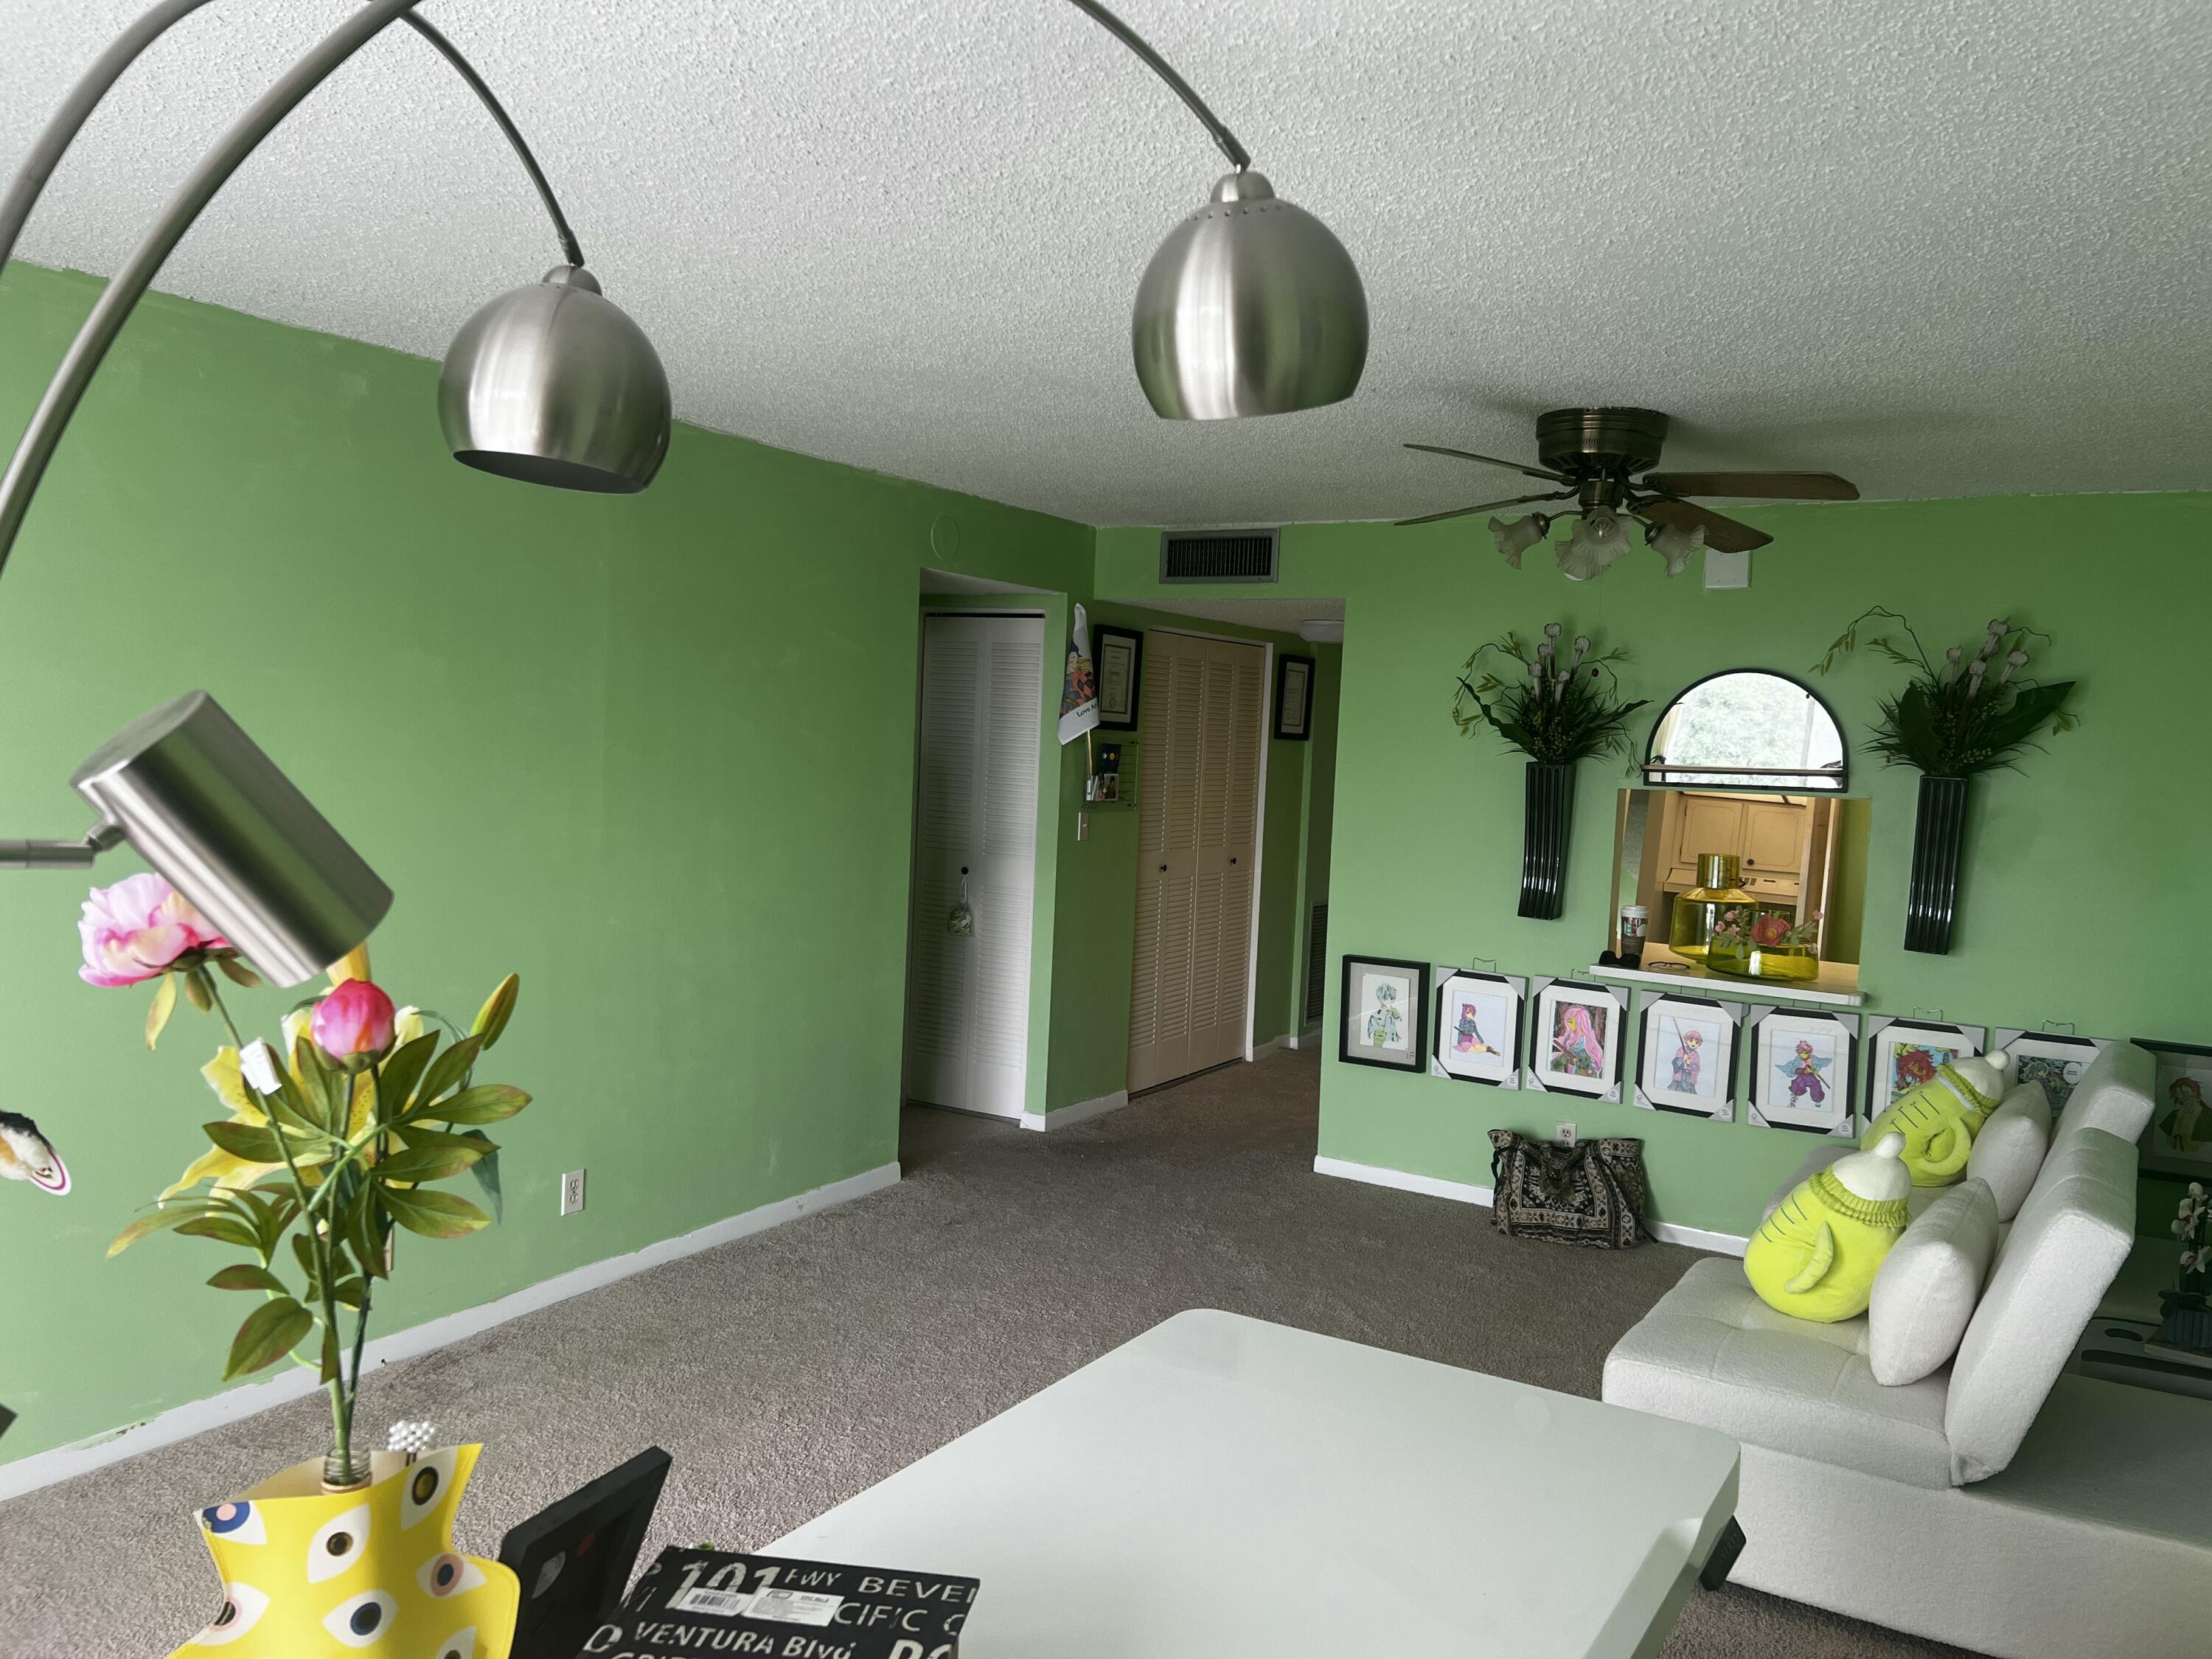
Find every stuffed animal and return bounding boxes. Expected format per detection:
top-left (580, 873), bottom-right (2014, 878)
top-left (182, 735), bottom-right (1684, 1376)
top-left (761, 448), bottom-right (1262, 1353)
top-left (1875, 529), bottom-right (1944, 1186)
top-left (1860, 1050), bottom-right (2010, 1186)
top-left (1746, 1131), bottom-right (1913, 1322)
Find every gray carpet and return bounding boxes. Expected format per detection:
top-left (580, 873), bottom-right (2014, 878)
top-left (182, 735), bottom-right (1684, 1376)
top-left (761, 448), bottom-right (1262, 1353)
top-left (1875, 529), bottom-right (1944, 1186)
top-left (0, 1049), bottom-right (1966, 1658)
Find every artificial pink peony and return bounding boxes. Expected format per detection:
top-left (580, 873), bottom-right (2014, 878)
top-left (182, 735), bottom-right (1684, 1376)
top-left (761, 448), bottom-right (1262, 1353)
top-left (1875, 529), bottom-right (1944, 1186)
top-left (313, 977), bottom-right (396, 1062)
top-left (77, 874), bottom-right (228, 987)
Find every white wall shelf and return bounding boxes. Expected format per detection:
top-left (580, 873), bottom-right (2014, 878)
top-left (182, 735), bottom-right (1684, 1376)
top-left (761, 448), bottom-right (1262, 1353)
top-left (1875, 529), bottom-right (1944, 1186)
top-left (1587, 958), bottom-right (1865, 1009)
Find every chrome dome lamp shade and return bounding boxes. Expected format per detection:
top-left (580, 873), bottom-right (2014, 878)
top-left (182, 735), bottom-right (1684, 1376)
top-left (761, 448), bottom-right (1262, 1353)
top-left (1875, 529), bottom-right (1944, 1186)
top-left (439, 265), bottom-right (672, 494)
top-left (1133, 170), bottom-right (1368, 420)
top-left (71, 692), bottom-right (392, 989)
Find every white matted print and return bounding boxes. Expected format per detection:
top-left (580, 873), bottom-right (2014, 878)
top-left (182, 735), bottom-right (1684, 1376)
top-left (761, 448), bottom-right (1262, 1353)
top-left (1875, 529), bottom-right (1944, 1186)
top-left (2138, 1040), bottom-right (2212, 1180)
top-left (1527, 978), bottom-right (1623, 1101)
top-left (1339, 956), bottom-right (1430, 1073)
top-left (1634, 995), bottom-right (1738, 1119)
top-left (1994, 1029), bottom-right (2108, 1116)
top-left (1863, 1018), bottom-right (1983, 1121)
top-left (1431, 970), bottom-right (1523, 1087)
top-left (1750, 1007), bottom-right (1860, 1135)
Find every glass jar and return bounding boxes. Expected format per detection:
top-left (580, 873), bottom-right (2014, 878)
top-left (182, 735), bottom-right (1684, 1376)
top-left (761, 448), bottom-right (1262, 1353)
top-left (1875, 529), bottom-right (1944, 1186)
top-left (1669, 853), bottom-right (1753, 964)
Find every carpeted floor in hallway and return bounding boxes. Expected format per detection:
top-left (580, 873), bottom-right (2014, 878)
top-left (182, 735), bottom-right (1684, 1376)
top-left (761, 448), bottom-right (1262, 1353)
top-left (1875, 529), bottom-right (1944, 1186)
top-left (0, 1049), bottom-right (1967, 1657)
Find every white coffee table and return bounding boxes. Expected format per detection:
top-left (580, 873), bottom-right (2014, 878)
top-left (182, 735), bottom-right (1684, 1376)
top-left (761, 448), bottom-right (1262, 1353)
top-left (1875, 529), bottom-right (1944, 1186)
top-left (770, 1310), bottom-right (1740, 1658)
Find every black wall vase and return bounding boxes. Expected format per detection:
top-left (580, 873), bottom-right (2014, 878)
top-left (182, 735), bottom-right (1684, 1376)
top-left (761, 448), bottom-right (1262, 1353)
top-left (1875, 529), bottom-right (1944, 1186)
top-left (1517, 761), bottom-right (1576, 920)
top-left (1905, 773), bottom-right (1970, 953)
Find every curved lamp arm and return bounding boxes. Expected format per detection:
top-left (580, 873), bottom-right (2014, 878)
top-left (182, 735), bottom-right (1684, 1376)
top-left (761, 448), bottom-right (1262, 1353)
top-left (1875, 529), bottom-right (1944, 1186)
top-left (1062, 0), bottom-right (1251, 171)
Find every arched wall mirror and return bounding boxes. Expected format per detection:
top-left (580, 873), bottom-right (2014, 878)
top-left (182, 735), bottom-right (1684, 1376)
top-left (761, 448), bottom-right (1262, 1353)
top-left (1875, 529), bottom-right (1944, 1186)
top-left (1643, 671), bottom-right (1848, 793)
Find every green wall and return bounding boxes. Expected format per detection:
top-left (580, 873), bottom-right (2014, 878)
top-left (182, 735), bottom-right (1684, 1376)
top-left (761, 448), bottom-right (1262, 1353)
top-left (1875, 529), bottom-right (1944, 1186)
top-left (0, 265), bottom-right (1091, 1465)
top-left (1100, 493), bottom-right (2211, 1236)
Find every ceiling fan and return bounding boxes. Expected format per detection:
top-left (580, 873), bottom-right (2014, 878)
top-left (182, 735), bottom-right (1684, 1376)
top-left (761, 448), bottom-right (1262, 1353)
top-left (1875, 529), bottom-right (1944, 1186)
top-left (1395, 408), bottom-right (1860, 580)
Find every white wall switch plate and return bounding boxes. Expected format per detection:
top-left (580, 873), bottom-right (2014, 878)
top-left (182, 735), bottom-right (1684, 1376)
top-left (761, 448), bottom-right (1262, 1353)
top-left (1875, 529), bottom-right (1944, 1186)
top-left (1703, 547), bottom-right (1751, 589)
top-left (1556, 1123), bottom-right (1579, 1147)
top-left (560, 1169), bottom-right (586, 1216)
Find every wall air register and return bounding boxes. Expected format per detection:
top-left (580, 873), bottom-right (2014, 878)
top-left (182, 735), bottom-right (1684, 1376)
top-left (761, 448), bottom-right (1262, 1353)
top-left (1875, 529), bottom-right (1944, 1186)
top-left (1159, 527), bottom-right (1281, 583)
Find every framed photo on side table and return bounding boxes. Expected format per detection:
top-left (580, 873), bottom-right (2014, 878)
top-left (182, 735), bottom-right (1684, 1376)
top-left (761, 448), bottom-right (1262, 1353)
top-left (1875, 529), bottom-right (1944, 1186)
top-left (1527, 977), bottom-right (1624, 1101)
top-left (1341, 955), bottom-right (1430, 1073)
top-left (1863, 1018), bottom-right (1983, 1121)
top-left (1748, 1007), bottom-right (1860, 1135)
top-left (1275, 653), bottom-right (1316, 740)
top-left (1993, 1029), bottom-right (2109, 1117)
top-left (1092, 625), bottom-right (1143, 732)
top-left (1633, 994), bottom-right (1739, 1120)
top-left (2136, 1040), bottom-right (2212, 1181)
top-left (1432, 970), bottom-right (1523, 1087)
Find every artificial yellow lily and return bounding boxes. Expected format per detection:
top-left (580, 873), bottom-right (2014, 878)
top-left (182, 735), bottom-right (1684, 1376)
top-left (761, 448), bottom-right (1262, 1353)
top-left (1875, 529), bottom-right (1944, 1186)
top-left (161, 1046), bottom-right (282, 1198)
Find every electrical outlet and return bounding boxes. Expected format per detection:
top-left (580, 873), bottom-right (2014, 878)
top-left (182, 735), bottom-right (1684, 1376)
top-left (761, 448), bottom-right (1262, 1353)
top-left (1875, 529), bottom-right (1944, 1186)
top-left (560, 1169), bottom-right (586, 1216)
top-left (1556, 1122), bottom-right (1579, 1147)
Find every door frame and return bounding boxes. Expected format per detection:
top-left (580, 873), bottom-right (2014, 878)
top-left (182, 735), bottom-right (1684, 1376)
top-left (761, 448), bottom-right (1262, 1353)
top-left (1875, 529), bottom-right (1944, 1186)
top-left (1140, 625), bottom-right (1273, 1068)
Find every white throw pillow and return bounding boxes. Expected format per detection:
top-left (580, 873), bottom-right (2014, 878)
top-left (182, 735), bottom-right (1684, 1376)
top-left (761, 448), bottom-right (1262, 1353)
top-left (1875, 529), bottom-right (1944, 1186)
top-left (1869, 1178), bottom-right (2000, 1386)
top-left (1969, 1083), bottom-right (2055, 1220)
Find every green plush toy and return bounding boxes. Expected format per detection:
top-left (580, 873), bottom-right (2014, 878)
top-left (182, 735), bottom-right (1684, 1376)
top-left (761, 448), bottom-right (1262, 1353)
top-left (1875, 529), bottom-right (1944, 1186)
top-left (1860, 1050), bottom-right (2010, 1186)
top-left (1746, 1131), bottom-right (1912, 1323)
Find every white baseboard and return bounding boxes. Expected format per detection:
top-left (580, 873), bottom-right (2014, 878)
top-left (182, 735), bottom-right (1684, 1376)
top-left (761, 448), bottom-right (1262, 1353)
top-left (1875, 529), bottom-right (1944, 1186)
top-left (1282, 1025), bottom-right (1323, 1051)
top-left (0, 1160), bottom-right (902, 1503)
top-left (1023, 1089), bottom-right (1128, 1132)
top-left (1311, 1155), bottom-right (1747, 1256)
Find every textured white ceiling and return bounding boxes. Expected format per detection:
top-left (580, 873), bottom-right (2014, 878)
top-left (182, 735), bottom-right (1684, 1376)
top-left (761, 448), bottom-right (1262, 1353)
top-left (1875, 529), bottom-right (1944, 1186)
top-left (4, 1), bottom-right (2207, 527)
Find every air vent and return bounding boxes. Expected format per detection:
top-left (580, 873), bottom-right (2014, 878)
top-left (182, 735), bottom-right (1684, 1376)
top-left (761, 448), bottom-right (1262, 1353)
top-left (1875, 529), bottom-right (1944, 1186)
top-left (1159, 527), bottom-right (1280, 584)
top-left (1304, 902), bottom-right (1328, 1026)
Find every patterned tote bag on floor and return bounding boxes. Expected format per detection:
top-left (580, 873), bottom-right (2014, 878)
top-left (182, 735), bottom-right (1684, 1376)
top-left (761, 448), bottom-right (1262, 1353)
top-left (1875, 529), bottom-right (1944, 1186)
top-left (1487, 1129), bottom-right (1648, 1249)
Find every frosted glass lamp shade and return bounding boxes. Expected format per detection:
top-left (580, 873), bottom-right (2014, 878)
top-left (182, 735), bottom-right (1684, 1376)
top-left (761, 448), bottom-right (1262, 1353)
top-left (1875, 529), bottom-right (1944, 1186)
top-left (1557, 508), bottom-right (1635, 582)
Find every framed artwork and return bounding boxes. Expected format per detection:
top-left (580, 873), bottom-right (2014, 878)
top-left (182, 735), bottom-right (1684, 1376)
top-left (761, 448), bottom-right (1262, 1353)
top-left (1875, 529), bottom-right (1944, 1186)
top-left (1863, 1018), bottom-right (1983, 1121)
top-left (1994, 1029), bottom-right (2107, 1116)
top-left (1748, 1007), bottom-right (1860, 1135)
top-left (2136, 1040), bottom-right (2212, 1181)
top-left (498, 1446), bottom-right (672, 1659)
top-left (1431, 970), bottom-right (1523, 1087)
top-left (1340, 955), bottom-right (1430, 1073)
top-left (1093, 625), bottom-right (1143, 731)
top-left (1275, 653), bottom-right (1315, 741)
top-left (1526, 977), bottom-right (1624, 1101)
top-left (1633, 994), bottom-right (1739, 1119)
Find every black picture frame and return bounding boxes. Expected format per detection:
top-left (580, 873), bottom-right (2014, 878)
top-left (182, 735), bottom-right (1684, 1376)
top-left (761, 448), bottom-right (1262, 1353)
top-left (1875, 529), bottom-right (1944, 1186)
top-left (1275, 653), bottom-right (1316, 741)
top-left (2134, 1038), bottom-right (2212, 1185)
top-left (1633, 992), bottom-right (1739, 1121)
top-left (1340, 954), bottom-right (1430, 1072)
top-left (1093, 625), bottom-right (1144, 731)
top-left (498, 1447), bottom-right (672, 1659)
top-left (1432, 969), bottom-right (1523, 1087)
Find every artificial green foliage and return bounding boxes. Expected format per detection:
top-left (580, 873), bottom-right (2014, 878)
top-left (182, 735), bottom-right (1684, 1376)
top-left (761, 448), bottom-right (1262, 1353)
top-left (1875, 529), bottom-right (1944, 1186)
top-left (1453, 622), bottom-right (1647, 765)
top-left (108, 971), bottom-right (527, 1483)
top-left (1815, 608), bottom-right (2076, 776)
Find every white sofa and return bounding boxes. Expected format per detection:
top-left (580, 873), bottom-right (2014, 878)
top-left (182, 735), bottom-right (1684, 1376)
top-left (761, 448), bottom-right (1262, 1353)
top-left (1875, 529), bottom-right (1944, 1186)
top-left (1604, 1042), bottom-right (2212, 1658)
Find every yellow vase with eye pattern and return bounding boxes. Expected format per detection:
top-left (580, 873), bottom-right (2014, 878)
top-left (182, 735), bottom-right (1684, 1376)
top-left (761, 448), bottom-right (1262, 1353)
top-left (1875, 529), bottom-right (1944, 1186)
top-left (167, 1444), bottom-right (517, 1658)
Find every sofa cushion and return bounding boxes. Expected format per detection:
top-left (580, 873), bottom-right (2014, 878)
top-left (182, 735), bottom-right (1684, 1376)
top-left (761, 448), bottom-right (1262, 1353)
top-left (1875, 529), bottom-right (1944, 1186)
top-left (1969, 1084), bottom-right (2053, 1220)
top-left (1601, 1256), bottom-right (1955, 1489)
top-left (1947, 1126), bottom-right (2135, 1484)
top-left (1869, 1178), bottom-right (1999, 1385)
top-left (2056, 1040), bottom-right (2154, 1148)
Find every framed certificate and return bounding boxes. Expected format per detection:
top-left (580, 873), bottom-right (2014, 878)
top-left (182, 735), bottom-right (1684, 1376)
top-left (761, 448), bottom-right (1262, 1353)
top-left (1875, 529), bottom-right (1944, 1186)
top-left (1093, 625), bottom-right (1143, 731)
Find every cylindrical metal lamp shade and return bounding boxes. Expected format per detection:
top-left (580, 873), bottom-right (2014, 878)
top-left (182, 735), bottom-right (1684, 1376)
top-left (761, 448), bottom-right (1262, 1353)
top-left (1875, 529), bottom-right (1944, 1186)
top-left (1133, 170), bottom-right (1368, 420)
top-left (71, 692), bottom-right (392, 988)
top-left (439, 265), bottom-right (671, 493)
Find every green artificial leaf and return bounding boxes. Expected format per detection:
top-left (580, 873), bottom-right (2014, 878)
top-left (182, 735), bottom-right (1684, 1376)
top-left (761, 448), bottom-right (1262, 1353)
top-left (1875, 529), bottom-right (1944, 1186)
top-left (223, 1297), bottom-right (315, 1379)
top-left (347, 1189), bottom-right (388, 1281)
top-left (181, 967), bottom-right (213, 1014)
top-left (378, 1185), bottom-right (492, 1239)
top-left (392, 1124), bottom-right (498, 1155)
top-left (411, 1034), bottom-right (485, 1114)
top-left (108, 1201), bottom-right (220, 1259)
top-left (177, 1214), bottom-right (262, 1251)
top-left (145, 973), bottom-right (178, 1052)
top-left (462, 1130), bottom-right (503, 1224)
top-left (422, 1084), bottom-right (529, 1126)
top-left (332, 1276), bottom-right (366, 1312)
top-left (215, 956), bottom-right (264, 990)
top-left (257, 1074), bottom-right (324, 1138)
top-left (373, 1033), bottom-right (439, 1125)
top-left (206, 1263), bottom-right (289, 1294)
top-left (292, 1231), bottom-right (322, 1298)
top-left (204, 1119), bottom-right (330, 1167)
top-left (372, 1143), bottom-right (487, 1184)
top-left (472, 974), bottom-right (520, 1049)
top-left (292, 1039), bottom-right (346, 1131)
top-left (319, 1322), bottom-right (342, 1385)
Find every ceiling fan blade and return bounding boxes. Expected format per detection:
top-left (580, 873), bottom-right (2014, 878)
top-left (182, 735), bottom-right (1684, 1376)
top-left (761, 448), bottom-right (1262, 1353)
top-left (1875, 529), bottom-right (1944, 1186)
top-left (1641, 470), bottom-right (1860, 501)
top-left (1394, 491), bottom-right (1569, 529)
top-left (1637, 497), bottom-right (1773, 553)
top-left (1403, 443), bottom-right (1567, 484)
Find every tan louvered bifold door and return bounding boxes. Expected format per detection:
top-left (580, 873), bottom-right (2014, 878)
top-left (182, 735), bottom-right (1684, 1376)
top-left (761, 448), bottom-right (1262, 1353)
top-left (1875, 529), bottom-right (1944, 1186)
top-left (905, 614), bottom-right (1042, 1118)
top-left (1127, 631), bottom-right (1265, 1093)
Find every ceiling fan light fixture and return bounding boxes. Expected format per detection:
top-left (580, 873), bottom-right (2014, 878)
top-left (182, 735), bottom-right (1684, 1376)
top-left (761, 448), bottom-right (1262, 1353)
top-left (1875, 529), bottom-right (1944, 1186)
top-left (1489, 512), bottom-right (1551, 567)
top-left (1557, 508), bottom-right (1633, 582)
top-left (1646, 518), bottom-right (1705, 577)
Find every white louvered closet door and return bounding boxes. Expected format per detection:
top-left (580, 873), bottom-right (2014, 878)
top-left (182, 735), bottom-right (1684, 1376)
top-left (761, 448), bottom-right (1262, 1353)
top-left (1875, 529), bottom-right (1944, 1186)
top-left (905, 614), bottom-right (1043, 1118)
top-left (1128, 631), bottom-right (1265, 1093)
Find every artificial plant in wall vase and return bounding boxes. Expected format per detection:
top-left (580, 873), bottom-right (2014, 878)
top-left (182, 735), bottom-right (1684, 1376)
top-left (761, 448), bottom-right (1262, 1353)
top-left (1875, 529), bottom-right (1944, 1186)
top-left (1815, 611), bottom-right (2075, 954)
top-left (1453, 623), bottom-right (1646, 919)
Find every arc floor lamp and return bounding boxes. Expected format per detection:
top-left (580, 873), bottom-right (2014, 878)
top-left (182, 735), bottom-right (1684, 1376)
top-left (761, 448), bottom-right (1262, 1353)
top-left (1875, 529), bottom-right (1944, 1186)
top-left (0, 0), bottom-right (1368, 985)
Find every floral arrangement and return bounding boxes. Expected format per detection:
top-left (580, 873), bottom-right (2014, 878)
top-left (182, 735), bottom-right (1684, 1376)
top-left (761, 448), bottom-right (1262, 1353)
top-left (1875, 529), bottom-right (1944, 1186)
top-left (1812, 609), bottom-right (2076, 776)
top-left (2164, 1183), bottom-right (2211, 1348)
top-left (1709, 906), bottom-right (1820, 954)
top-left (87, 873), bottom-right (527, 1488)
top-left (1453, 622), bottom-right (1647, 765)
